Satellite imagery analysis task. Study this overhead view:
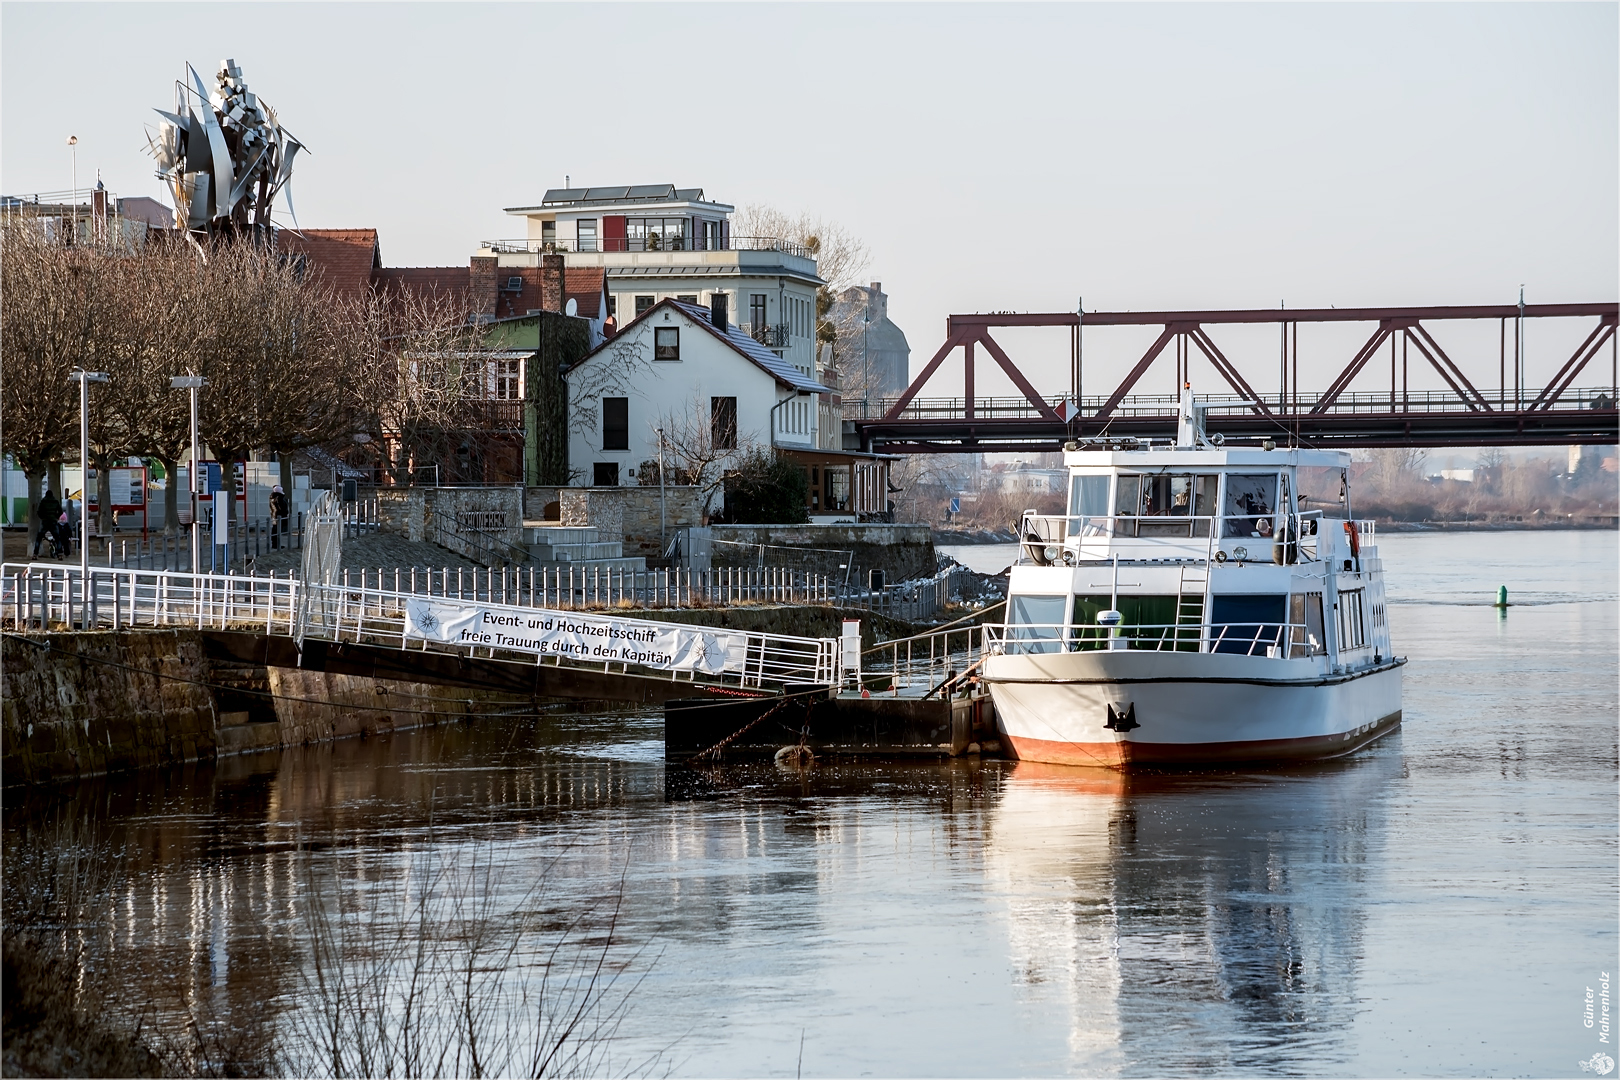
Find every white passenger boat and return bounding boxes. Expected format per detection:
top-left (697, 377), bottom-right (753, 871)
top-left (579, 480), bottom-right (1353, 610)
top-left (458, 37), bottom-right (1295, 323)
top-left (983, 388), bottom-right (1403, 768)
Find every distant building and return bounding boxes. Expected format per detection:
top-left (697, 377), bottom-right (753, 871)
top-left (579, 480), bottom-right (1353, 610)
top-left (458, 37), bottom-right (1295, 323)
top-left (828, 282), bottom-right (911, 400)
top-left (484, 184), bottom-right (824, 383)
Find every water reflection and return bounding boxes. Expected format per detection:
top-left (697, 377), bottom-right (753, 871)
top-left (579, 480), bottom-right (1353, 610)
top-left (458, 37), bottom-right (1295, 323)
top-left (986, 746), bottom-right (1402, 1076)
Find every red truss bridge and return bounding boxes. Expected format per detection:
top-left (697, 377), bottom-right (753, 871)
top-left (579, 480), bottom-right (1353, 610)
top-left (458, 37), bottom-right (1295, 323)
top-left (848, 303), bottom-right (1618, 452)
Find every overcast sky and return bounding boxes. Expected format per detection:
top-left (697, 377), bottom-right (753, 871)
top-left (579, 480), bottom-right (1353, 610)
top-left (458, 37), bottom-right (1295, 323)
top-left (4, 2), bottom-right (1615, 399)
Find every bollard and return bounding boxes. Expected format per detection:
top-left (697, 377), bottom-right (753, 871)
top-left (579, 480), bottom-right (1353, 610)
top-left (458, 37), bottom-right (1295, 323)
top-left (1494, 585), bottom-right (1509, 608)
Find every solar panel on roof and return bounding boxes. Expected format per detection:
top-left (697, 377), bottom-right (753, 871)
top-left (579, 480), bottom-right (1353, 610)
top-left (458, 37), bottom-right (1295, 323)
top-left (625, 184), bottom-right (675, 199)
top-left (541, 188), bottom-right (588, 203)
top-left (584, 186), bottom-right (631, 201)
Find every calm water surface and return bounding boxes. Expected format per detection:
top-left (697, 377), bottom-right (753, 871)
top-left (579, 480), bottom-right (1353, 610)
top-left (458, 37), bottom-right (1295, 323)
top-left (6, 531), bottom-right (1615, 1077)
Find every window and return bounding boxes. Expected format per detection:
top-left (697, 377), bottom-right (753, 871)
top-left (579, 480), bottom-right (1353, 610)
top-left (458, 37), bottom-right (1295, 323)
top-left (1210, 594), bottom-right (1288, 655)
top-left (593, 462), bottom-right (619, 486)
top-left (1068, 474), bottom-right (1110, 535)
top-left (654, 326), bottom-right (680, 361)
top-left (1113, 473), bottom-right (1217, 537)
top-left (711, 397), bottom-right (737, 450)
top-left (602, 397), bottom-right (629, 450)
top-left (495, 358), bottom-right (521, 400)
top-left (1338, 589), bottom-right (1367, 650)
top-left (1071, 594), bottom-right (1187, 651)
top-left (607, 295), bottom-right (617, 319)
top-left (1009, 594), bottom-right (1068, 654)
top-left (1290, 592), bottom-right (1326, 656)
top-left (624, 217), bottom-right (691, 251)
top-left (1223, 473), bottom-right (1280, 538)
top-left (676, 294), bottom-right (698, 304)
top-left (540, 220), bottom-right (556, 244)
top-left (750, 294), bottom-right (768, 331)
top-left (635, 295), bottom-right (655, 317)
top-left (576, 219), bottom-right (598, 252)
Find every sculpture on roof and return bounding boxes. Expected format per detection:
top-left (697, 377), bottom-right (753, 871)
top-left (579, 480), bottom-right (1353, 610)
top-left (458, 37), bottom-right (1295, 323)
top-left (145, 59), bottom-right (304, 242)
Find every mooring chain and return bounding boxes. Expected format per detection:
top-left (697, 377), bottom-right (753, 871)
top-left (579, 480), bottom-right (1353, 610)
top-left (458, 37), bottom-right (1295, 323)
top-left (688, 699), bottom-right (794, 764)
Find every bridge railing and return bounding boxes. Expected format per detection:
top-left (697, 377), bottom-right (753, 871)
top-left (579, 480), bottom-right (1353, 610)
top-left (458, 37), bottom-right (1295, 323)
top-left (1, 563), bottom-right (841, 692)
top-left (845, 385), bottom-right (1617, 423)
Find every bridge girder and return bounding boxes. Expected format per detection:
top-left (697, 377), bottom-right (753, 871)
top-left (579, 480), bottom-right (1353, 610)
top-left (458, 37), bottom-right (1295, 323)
top-left (859, 302), bottom-right (1619, 452)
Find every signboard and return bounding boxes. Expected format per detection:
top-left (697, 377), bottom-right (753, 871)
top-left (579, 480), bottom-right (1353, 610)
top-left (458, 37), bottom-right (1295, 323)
top-left (403, 599), bottom-right (746, 676)
top-left (949, 497), bottom-right (960, 514)
top-left (87, 466), bottom-right (148, 512)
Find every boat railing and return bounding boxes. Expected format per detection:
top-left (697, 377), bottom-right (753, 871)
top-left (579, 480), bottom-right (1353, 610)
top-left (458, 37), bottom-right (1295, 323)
top-left (986, 620), bottom-right (1321, 659)
top-left (1017, 510), bottom-right (1341, 565)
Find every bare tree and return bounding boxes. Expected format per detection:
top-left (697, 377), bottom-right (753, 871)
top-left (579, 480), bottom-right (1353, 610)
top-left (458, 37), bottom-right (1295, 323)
top-left (0, 222), bottom-right (106, 548)
top-left (729, 204), bottom-right (870, 355)
top-left (649, 392), bottom-right (762, 519)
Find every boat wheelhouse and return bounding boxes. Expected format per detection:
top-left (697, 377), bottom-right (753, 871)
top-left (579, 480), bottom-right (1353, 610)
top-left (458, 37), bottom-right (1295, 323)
top-left (983, 388), bottom-right (1403, 768)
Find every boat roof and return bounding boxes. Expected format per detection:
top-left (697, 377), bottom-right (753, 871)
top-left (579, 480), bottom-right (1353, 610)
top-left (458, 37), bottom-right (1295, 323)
top-left (1062, 446), bottom-right (1351, 469)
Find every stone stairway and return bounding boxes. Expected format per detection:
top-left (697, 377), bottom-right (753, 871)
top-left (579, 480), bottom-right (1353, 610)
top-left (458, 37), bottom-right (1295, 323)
top-left (523, 524), bottom-right (648, 571)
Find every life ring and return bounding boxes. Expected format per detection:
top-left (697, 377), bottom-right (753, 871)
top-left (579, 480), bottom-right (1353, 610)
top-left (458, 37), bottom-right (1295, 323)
top-left (1343, 520), bottom-right (1360, 559)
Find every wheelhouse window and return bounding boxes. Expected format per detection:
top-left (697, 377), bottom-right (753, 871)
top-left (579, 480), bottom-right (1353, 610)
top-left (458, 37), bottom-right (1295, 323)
top-left (576, 219), bottom-right (598, 252)
top-left (654, 326), bottom-right (680, 361)
top-left (1113, 473), bottom-right (1217, 537)
top-left (1223, 474), bottom-right (1280, 538)
top-left (1068, 474), bottom-right (1111, 536)
top-left (711, 397), bottom-right (737, 450)
top-left (602, 397), bottom-right (629, 450)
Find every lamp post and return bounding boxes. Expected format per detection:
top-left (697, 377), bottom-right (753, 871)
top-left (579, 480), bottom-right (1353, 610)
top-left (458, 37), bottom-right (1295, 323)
top-left (66, 135), bottom-right (78, 241)
top-left (171, 375), bottom-right (207, 573)
top-left (657, 426), bottom-right (667, 553)
top-left (69, 369), bottom-right (109, 623)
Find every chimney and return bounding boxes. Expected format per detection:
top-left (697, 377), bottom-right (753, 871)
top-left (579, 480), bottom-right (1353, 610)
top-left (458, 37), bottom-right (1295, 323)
top-left (540, 253), bottom-right (564, 312)
top-left (710, 292), bottom-right (728, 330)
top-left (469, 255), bottom-right (498, 319)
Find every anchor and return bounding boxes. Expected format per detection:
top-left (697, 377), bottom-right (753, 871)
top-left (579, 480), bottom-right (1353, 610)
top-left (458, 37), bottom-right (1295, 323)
top-left (1104, 702), bottom-right (1139, 732)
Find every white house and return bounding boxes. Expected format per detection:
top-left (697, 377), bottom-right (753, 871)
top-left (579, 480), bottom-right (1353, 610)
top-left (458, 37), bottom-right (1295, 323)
top-left (565, 299), bottom-right (893, 518)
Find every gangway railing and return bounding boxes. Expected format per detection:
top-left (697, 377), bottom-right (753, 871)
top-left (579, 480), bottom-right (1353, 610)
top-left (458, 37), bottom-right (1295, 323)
top-left (1, 563), bottom-right (841, 693)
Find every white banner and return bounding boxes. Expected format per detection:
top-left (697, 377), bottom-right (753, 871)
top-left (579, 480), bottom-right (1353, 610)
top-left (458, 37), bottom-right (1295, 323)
top-left (403, 598), bottom-right (747, 676)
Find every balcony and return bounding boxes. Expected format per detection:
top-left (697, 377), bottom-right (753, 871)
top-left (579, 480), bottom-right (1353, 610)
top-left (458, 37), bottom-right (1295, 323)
top-left (750, 322), bottom-right (792, 349)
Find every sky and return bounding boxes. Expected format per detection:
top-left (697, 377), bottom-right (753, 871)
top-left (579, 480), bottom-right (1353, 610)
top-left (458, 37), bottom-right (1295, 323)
top-left (3, 2), bottom-right (1615, 401)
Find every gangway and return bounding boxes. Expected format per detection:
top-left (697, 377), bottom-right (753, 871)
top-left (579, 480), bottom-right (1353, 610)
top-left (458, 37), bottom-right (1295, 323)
top-left (2, 563), bottom-right (841, 703)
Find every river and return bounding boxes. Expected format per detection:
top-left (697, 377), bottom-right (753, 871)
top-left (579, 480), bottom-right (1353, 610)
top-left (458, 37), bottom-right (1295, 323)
top-left (4, 530), bottom-right (1615, 1077)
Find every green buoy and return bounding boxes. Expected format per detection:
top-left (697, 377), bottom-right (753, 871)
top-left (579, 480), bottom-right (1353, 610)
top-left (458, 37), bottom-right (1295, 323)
top-left (1494, 585), bottom-right (1509, 608)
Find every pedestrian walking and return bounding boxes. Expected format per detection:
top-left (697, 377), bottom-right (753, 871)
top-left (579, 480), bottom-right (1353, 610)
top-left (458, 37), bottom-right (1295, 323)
top-left (270, 484), bottom-right (290, 549)
top-left (32, 489), bottom-right (61, 557)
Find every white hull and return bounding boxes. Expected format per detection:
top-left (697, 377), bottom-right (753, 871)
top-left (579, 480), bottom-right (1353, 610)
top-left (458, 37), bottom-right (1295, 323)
top-left (984, 649), bottom-right (1403, 768)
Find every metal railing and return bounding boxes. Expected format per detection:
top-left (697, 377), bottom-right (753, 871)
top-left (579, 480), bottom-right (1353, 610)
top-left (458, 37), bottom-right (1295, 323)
top-left (986, 620), bottom-right (1318, 659)
top-left (749, 322), bottom-right (791, 348)
top-left (1, 563), bottom-right (842, 691)
top-left (863, 621), bottom-right (987, 697)
top-left (1014, 512), bottom-right (1365, 564)
top-left (843, 385), bottom-right (1618, 422)
top-left (480, 236), bottom-right (815, 259)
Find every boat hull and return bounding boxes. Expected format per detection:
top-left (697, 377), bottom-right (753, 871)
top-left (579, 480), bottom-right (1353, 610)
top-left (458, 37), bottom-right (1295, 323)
top-left (984, 650), bottom-right (1403, 768)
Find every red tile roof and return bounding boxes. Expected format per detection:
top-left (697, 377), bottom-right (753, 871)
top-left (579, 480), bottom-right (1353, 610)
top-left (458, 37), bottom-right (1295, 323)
top-left (277, 229), bottom-right (380, 302)
top-left (564, 268), bottom-right (607, 319)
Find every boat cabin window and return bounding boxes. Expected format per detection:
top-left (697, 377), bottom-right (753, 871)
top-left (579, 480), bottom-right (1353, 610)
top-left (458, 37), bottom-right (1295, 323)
top-left (1209, 594), bottom-right (1288, 655)
top-left (1067, 474), bottom-right (1110, 535)
top-left (1114, 473), bottom-right (1217, 537)
top-left (1338, 589), bottom-right (1367, 650)
top-left (1290, 592), bottom-right (1325, 656)
top-left (1071, 594), bottom-right (1190, 651)
top-left (1223, 474), bottom-right (1280, 539)
top-left (1009, 594), bottom-right (1067, 654)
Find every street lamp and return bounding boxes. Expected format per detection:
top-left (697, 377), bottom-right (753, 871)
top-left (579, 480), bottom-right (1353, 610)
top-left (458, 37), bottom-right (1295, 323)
top-left (69, 369), bottom-right (109, 622)
top-left (171, 375), bottom-right (208, 573)
top-left (66, 135), bottom-right (77, 241)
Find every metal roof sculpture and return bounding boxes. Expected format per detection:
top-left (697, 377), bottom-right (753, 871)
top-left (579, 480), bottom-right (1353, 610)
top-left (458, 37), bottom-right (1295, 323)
top-left (145, 59), bottom-right (304, 240)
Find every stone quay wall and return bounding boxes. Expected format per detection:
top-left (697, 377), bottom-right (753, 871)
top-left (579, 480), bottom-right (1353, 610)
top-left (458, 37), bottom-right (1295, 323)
top-left (2, 630), bottom-right (516, 786)
top-left (379, 486), bottom-right (525, 562)
top-left (533, 486), bottom-right (704, 562)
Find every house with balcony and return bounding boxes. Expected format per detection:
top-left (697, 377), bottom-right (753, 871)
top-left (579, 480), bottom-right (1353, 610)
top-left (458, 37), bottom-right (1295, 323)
top-left (564, 298), bottom-right (892, 520)
top-left (479, 184), bottom-right (824, 384)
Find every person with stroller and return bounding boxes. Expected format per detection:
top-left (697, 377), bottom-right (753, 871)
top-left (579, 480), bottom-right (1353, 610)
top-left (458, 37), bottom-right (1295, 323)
top-left (32, 489), bottom-right (62, 558)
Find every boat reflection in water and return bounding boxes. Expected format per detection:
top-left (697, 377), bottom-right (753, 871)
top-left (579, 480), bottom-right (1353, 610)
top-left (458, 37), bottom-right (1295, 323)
top-left (985, 744), bottom-right (1401, 1075)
